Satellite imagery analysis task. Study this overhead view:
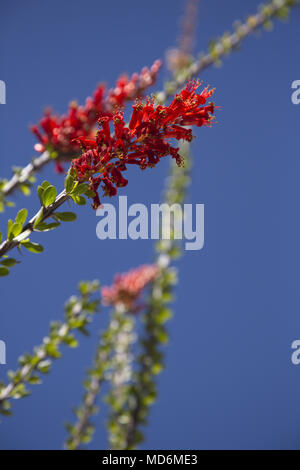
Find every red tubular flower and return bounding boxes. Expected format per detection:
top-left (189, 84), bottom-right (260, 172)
top-left (101, 264), bottom-right (159, 311)
top-left (31, 61), bottom-right (161, 171)
top-left (71, 80), bottom-right (216, 209)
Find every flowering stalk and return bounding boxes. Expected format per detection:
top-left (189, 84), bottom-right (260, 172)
top-left (0, 281), bottom-right (100, 416)
top-left (65, 265), bottom-right (158, 449)
top-left (0, 83), bottom-right (215, 275)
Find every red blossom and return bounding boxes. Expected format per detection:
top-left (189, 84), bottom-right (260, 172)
top-left (31, 61), bottom-right (162, 170)
top-left (71, 80), bottom-right (215, 209)
top-left (31, 90), bottom-right (105, 156)
top-left (101, 264), bottom-right (159, 311)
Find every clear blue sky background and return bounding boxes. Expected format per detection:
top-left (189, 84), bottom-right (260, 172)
top-left (1, 0), bottom-right (300, 450)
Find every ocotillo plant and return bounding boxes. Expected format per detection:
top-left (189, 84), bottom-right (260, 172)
top-left (0, 0), bottom-right (298, 450)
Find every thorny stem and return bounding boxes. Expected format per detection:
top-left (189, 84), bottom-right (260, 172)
top-left (2, 151), bottom-right (51, 197)
top-left (66, 357), bottom-right (106, 449)
top-left (0, 282), bottom-right (100, 414)
top-left (0, 189), bottom-right (69, 257)
top-left (157, 0), bottom-right (298, 103)
top-left (107, 308), bottom-right (136, 450)
top-left (65, 305), bottom-right (135, 450)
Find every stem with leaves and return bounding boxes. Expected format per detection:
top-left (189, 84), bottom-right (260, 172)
top-left (65, 304), bottom-right (136, 449)
top-left (0, 280), bottom-right (100, 416)
top-left (0, 171), bottom-right (91, 276)
top-left (1, 151), bottom-right (50, 197)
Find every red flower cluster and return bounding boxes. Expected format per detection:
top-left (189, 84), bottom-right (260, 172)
top-left (71, 80), bottom-right (215, 208)
top-left (101, 264), bottom-right (159, 311)
top-left (31, 61), bottom-right (161, 173)
top-left (31, 86), bottom-right (105, 172)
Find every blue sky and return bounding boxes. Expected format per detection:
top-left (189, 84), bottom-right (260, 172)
top-left (1, 0), bottom-right (300, 449)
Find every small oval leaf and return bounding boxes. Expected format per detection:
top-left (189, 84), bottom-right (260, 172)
top-left (54, 212), bottom-right (77, 222)
top-left (1, 258), bottom-right (18, 267)
top-left (64, 171), bottom-right (75, 193)
top-left (0, 266), bottom-right (9, 276)
top-left (42, 185), bottom-right (57, 207)
top-left (21, 241), bottom-right (44, 253)
top-left (15, 208), bottom-right (28, 226)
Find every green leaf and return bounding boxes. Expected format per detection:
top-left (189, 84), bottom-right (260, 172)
top-left (85, 189), bottom-right (96, 198)
top-left (21, 241), bottom-right (44, 253)
top-left (37, 181), bottom-right (52, 204)
top-left (37, 186), bottom-right (44, 204)
top-left (37, 360), bottom-right (51, 374)
top-left (71, 183), bottom-right (90, 197)
top-left (0, 231), bottom-right (2, 243)
top-left (63, 335), bottom-right (78, 348)
top-left (27, 375), bottom-right (42, 385)
top-left (34, 221), bottom-right (60, 232)
top-left (42, 185), bottom-right (57, 207)
top-left (1, 258), bottom-right (18, 267)
top-left (7, 219), bottom-right (14, 239)
top-left (20, 184), bottom-right (31, 196)
top-left (64, 170), bottom-right (75, 193)
top-left (71, 195), bottom-right (86, 205)
top-left (15, 208), bottom-right (28, 226)
top-left (41, 181), bottom-right (52, 189)
top-left (0, 266), bottom-right (9, 276)
top-left (11, 223), bottom-right (23, 238)
top-left (54, 212), bottom-right (77, 222)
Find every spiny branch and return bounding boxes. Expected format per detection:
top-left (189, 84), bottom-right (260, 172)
top-left (0, 281), bottom-right (100, 415)
top-left (0, 189), bottom-right (69, 258)
top-left (2, 151), bottom-right (51, 197)
top-left (65, 305), bottom-right (135, 449)
top-left (158, 0), bottom-right (298, 102)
